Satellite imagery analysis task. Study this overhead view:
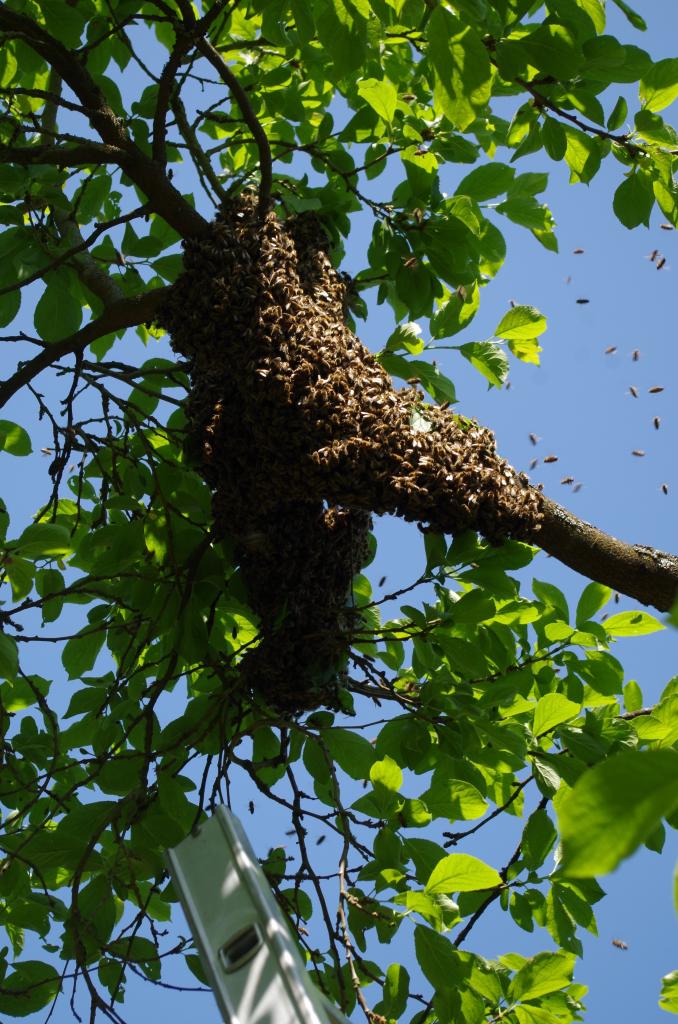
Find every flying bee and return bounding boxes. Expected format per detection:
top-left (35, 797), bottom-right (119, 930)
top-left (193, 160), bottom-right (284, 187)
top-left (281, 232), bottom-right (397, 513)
top-left (657, 256), bottom-right (667, 269)
top-left (40, 447), bottom-right (53, 455)
top-left (560, 476), bottom-right (574, 485)
top-left (543, 455), bottom-right (558, 464)
top-left (248, 801), bottom-right (255, 814)
top-left (529, 458), bottom-right (538, 470)
top-left (632, 349), bottom-right (640, 361)
top-left (576, 298), bottom-right (590, 304)
top-left (629, 386), bottom-right (638, 398)
top-left (316, 835), bottom-right (326, 846)
top-left (649, 249), bottom-right (659, 261)
top-left (573, 247), bottom-right (584, 254)
top-left (662, 483), bottom-right (669, 495)
top-left (654, 416), bottom-right (661, 430)
top-left (660, 223), bottom-right (673, 230)
top-left (631, 450), bottom-right (645, 457)
top-left (612, 939), bottom-right (629, 951)
top-left (529, 433), bottom-right (539, 445)
top-left (573, 482), bottom-right (583, 492)
top-left (402, 256), bottom-right (419, 269)
top-left (649, 386), bottom-right (664, 394)
top-left (509, 298), bottom-right (516, 307)
top-left (605, 346), bottom-right (617, 354)
top-left (379, 576), bottom-right (387, 587)
top-left (614, 592), bottom-right (620, 603)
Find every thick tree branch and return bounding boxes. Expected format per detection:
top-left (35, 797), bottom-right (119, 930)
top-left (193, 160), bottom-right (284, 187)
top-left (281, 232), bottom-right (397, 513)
top-left (0, 289), bottom-right (170, 411)
top-left (534, 497), bottom-right (678, 612)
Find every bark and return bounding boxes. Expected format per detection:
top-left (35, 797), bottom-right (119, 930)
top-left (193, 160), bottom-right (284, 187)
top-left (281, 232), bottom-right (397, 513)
top-left (535, 497), bottom-right (678, 612)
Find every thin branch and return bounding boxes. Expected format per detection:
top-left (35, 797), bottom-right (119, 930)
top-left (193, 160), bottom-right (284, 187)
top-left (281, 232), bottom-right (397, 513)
top-left (194, 37), bottom-right (272, 215)
top-left (0, 288), bottom-right (170, 411)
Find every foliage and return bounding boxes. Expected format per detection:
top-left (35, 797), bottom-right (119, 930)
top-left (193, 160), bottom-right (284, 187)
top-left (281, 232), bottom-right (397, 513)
top-left (0, 0), bottom-right (677, 1021)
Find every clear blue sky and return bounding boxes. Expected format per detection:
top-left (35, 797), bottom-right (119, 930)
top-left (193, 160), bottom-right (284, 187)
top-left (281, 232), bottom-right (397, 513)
top-left (4, 2), bottom-right (678, 1020)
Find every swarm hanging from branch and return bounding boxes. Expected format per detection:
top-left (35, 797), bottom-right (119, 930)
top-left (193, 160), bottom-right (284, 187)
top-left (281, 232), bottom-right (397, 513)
top-left (158, 194), bottom-right (543, 710)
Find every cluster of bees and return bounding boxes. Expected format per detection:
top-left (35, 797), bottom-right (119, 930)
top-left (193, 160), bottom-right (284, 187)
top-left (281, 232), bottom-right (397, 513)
top-left (158, 193), bottom-right (543, 711)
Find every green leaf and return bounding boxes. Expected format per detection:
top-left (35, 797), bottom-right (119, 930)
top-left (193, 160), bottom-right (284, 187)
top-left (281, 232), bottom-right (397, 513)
top-left (324, 729), bottom-right (377, 780)
top-left (541, 117), bottom-right (567, 161)
top-left (640, 58), bottom-right (678, 113)
top-left (607, 96), bottom-right (628, 131)
top-left (575, 582), bottom-right (612, 626)
top-left (424, 853), bottom-right (502, 894)
top-left (495, 305), bottom-right (547, 341)
top-left (613, 173), bottom-right (654, 229)
top-left (0, 632), bottom-right (19, 680)
top-left (533, 693), bottom-right (581, 736)
top-left (34, 281), bottom-right (82, 343)
top-left (458, 341), bottom-right (509, 388)
top-left (508, 337), bottom-right (542, 365)
top-left (380, 963), bottom-right (410, 1018)
top-left (370, 756), bottom-right (402, 793)
top-left (604, 610), bottom-right (664, 636)
top-left (659, 971), bottom-right (678, 1015)
top-left (431, 284), bottom-right (479, 339)
top-left (522, 809), bottom-right (558, 870)
top-left (62, 628), bottom-right (106, 680)
top-left (427, 7), bottom-right (492, 131)
top-left (15, 523), bottom-right (74, 559)
top-left (610, 0), bottom-right (646, 30)
top-left (357, 78), bottom-right (398, 123)
top-left (0, 961), bottom-right (60, 1017)
top-left (509, 951), bottom-right (576, 1002)
top-left (414, 925), bottom-right (465, 990)
top-left (455, 163), bottom-right (515, 201)
top-left (0, 420), bottom-right (32, 456)
top-left (520, 24), bottom-right (582, 81)
top-left (557, 749), bottom-right (678, 876)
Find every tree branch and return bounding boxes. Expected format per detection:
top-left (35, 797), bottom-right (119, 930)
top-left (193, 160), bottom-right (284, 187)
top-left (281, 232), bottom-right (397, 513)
top-left (534, 497), bottom-right (678, 612)
top-left (194, 38), bottom-right (273, 215)
top-left (0, 289), bottom-right (170, 411)
top-left (0, 2), bottom-right (210, 240)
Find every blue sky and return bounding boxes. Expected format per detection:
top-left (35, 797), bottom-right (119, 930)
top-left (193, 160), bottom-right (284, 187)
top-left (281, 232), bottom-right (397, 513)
top-left (3, 1), bottom-right (678, 1020)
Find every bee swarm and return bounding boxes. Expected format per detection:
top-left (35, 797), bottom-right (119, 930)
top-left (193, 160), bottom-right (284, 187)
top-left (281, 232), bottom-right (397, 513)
top-left (158, 194), bottom-right (542, 712)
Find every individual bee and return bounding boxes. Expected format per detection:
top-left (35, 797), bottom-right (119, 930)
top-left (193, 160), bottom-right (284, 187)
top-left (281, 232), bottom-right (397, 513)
top-left (576, 298), bottom-right (590, 304)
top-left (316, 835), bottom-right (326, 846)
top-left (439, 401), bottom-right (450, 410)
top-left (660, 223), bottom-right (673, 230)
top-left (631, 450), bottom-right (645, 457)
top-left (614, 592), bottom-right (620, 603)
top-left (629, 386), bottom-right (638, 398)
top-left (379, 576), bottom-right (387, 587)
top-left (529, 433), bottom-right (539, 445)
top-left (573, 482), bottom-right (583, 492)
top-left (662, 483), bottom-right (669, 495)
top-left (402, 256), bottom-right (419, 269)
top-left (649, 386), bottom-right (664, 394)
top-left (573, 247), bottom-right (584, 254)
top-left (605, 346), bottom-right (617, 355)
top-left (543, 455), bottom-right (558, 463)
top-left (529, 458), bottom-right (538, 470)
top-left (509, 298), bottom-right (516, 307)
top-left (654, 417), bottom-right (661, 430)
top-left (40, 447), bottom-right (53, 455)
top-left (612, 939), bottom-right (629, 950)
top-left (649, 249), bottom-right (659, 261)
top-left (560, 476), bottom-right (574, 485)
top-left (632, 349), bottom-right (640, 361)
top-left (248, 801), bottom-right (255, 814)
top-left (657, 256), bottom-right (667, 269)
